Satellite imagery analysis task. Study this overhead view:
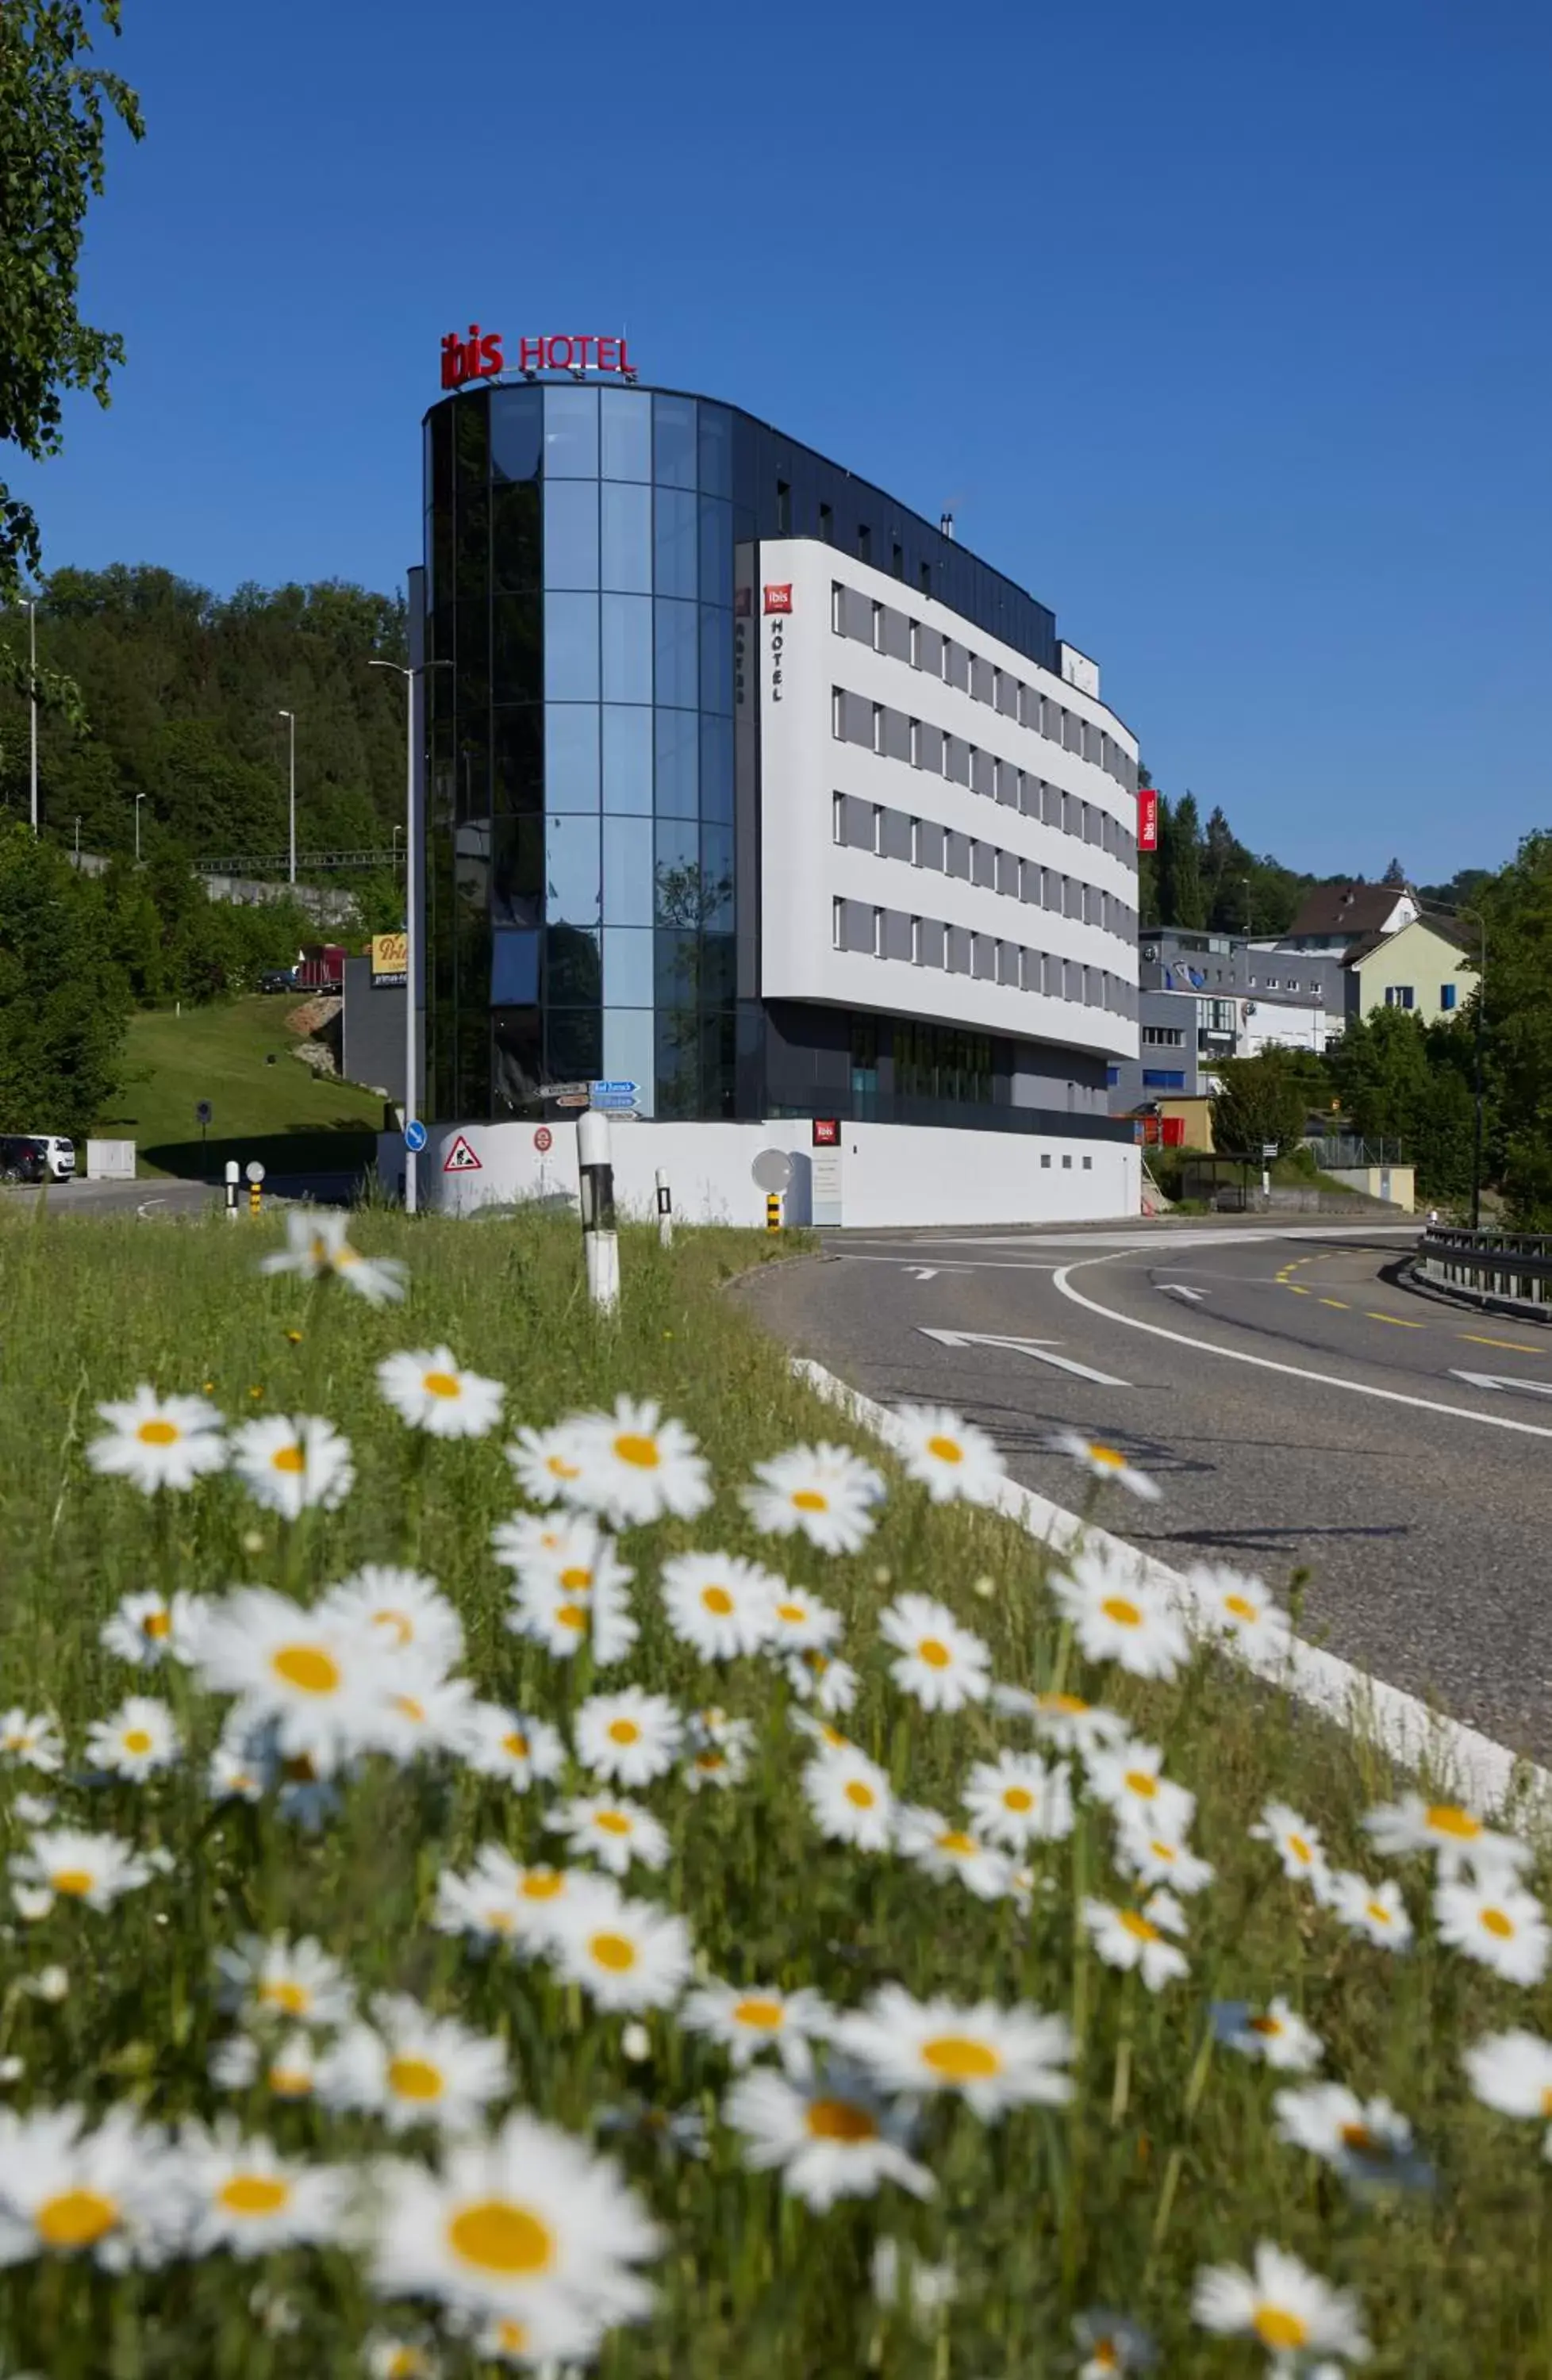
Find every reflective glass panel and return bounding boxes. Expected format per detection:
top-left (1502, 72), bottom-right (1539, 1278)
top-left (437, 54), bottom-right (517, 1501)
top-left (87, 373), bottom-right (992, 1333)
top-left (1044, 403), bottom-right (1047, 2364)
top-left (655, 926), bottom-right (697, 1004)
top-left (653, 815), bottom-right (700, 921)
top-left (453, 720), bottom-right (490, 822)
top-left (490, 389), bottom-right (542, 482)
top-left (544, 479), bottom-right (599, 589)
top-left (701, 1009), bottom-right (736, 1117)
top-left (698, 403), bottom-right (733, 497)
top-left (428, 403), bottom-right (454, 511)
top-left (454, 596), bottom-right (489, 717)
top-left (653, 488), bottom-right (697, 598)
top-left (544, 593), bottom-right (598, 702)
top-left (492, 597), bottom-right (540, 705)
top-left (546, 923), bottom-right (601, 1007)
top-left (491, 1006), bottom-right (543, 1117)
top-left (699, 605), bottom-right (732, 714)
top-left (654, 711), bottom-right (697, 817)
top-left (655, 1009), bottom-right (698, 1118)
top-left (698, 497), bottom-right (733, 607)
top-left (491, 930), bottom-right (540, 1005)
top-left (453, 393), bottom-right (488, 494)
top-left (492, 706), bottom-right (543, 815)
top-left (602, 815), bottom-right (653, 925)
top-left (701, 930), bottom-right (736, 1008)
top-left (654, 598), bottom-right (698, 709)
top-left (455, 490), bottom-right (489, 607)
top-left (492, 815), bottom-right (543, 925)
top-left (545, 815), bottom-right (601, 925)
top-left (601, 704), bottom-right (652, 815)
top-left (602, 1008), bottom-right (655, 1116)
top-left (654, 393), bottom-right (697, 489)
top-left (601, 594), bottom-right (652, 703)
top-left (492, 481), bottom-right (540, 591)
top-left (544, 386), bottom-right (599, 478)
top-left (602, 927), bottom-right (655, 1008)
top-left (700, 714), bottom-right (734, 825)
top-left (545, 704), bottom-right (599, 812)
top-left (701, 823), bottom-right (734, 927)
top-left (601, 388), bottom-right (651, 481)
top-left (601, 481), bottom-right (651, 592)
top-left (547, 1007), bottom-right (602, 1082)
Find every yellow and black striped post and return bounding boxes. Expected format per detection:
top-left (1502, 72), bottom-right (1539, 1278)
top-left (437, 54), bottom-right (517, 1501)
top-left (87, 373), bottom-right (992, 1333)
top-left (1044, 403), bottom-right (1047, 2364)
top-left (248, 1179), bottom-right (262, 1219)
top-left (765, 1192), bottom-right (782, 1232)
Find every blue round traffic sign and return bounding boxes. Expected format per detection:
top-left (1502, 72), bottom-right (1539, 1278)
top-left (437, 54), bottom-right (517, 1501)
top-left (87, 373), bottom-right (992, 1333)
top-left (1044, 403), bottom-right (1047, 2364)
top-left (405, 1119), bottom-right (428, 1153)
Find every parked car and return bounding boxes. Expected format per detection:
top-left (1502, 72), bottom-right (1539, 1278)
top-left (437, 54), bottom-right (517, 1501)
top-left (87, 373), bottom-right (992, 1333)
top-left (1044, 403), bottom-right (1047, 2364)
top-left (258, 967), bottom-right (299, 994)
top-left (0, 1134), bottom-right (74, 1184)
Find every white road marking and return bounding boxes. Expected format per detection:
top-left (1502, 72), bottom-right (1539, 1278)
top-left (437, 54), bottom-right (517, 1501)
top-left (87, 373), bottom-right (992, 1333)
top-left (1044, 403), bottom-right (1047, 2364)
top-left (1052, 1254), bottom-right (1552, 1443)
top-left (1449, 1369), bottom-right (1552, 1400)
top-left (832, 1252), bottom-right (1057, 1273)
top-left (916, 1325), bottom-right (1130, 1388)
top-left (1158, 1283), bottom-right (1208, 1302)
top-left (793, 1355), bottom-right (1551, 1825)
top-left (135, 1199), bottom-right (166, 1219)
top-left (908, 1267), bottom-right (939, 1280)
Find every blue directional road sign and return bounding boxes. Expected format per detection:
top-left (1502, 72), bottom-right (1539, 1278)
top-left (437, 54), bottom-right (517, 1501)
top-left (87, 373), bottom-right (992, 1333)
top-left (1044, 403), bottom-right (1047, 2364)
top-left (405, 1119), bottom-right (428, 1153)
top-left (589, 1081), bottom-right (640, 1112)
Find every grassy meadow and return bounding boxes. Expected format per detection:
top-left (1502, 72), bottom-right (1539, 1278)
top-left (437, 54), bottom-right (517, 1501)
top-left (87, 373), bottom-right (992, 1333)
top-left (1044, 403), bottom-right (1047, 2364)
top-left (100, 997), bottom-right (382, 1179)
top-left (0, 1203), bottom-right (1547, 2376)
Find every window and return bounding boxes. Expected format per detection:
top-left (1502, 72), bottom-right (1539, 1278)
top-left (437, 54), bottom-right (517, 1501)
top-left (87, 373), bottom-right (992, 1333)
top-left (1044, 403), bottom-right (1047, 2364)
top-left (919, 559), bottom-right (931, 596)
top-left (832, 688), bottom-right (843, 740)
top-left (909, 718), bottom-right (920, 766)
top-left (832, 898), bottom-right (843, 950)
top-left (892, 539), bottom-right (904, 580)
top-left (831, 582), bottom-right (843, 635)
top-left (776, 479), bottom-right (791, 534)
top-left (872, 601), bottom-right (884, 651)
top-left (1384, 985), bottom-right (1416, 1011)
top-left (832, 793), bottom-right (845, 845)
top-left (872, 703), bottom-right (885, 754)
top-left (1441, 982), bottom-right (1458, 1012)
top-left (819, 501), bottom-right (834, 544)
top-left (1142, 1068), bottom-right (1187, 1090)
top-left (1082, 1155), bottom-right (1093, 1170)
top-left (857, 524), bottom-right (871, 566)
top-left (909, 619), bottom-right (920, 668)
top-left (1142, 1025), bottom-right (1186, 1048)
top-left (1106, 1065), bottom-right (1121, 1088)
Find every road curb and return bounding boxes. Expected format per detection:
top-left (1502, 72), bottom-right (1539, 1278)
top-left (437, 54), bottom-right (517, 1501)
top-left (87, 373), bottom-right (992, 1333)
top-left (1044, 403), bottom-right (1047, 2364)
top-left (1393, 1253), bottom-right (1552, 1330)
top-left (791, 1355), bottom-right (1552, 1832)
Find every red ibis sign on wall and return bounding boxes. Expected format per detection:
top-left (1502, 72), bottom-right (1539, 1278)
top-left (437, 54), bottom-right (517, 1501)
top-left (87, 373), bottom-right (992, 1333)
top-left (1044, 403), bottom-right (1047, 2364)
top-left (1137, 786), bottom-right (1159, 853)
top-left (439, 325), bottom-right (637, 390)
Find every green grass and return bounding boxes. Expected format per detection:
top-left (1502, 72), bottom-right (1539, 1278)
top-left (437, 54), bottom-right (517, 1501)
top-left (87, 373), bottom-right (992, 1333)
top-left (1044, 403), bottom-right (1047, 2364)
top-left (0, 1207), bottom-right (1547, 2376)
top-left (99, 999), bottom-right (383, 1180)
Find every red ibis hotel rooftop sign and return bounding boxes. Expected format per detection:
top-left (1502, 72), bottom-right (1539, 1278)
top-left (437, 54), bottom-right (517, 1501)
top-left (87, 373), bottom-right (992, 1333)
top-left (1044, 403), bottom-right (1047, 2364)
top-left (439, 325), bottom-right (636, 390)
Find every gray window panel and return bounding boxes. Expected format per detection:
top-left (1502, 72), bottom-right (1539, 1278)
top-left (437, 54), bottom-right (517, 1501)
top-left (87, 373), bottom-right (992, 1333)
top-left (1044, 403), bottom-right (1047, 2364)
top-left (601, 1007), bottom-right (656, 1117)
top-left (545, 814), bottom-right (601, 925)
top-left (600, 482), bottom-right (652, 593)
top-left (913, 916), bottom-right (943, 968)
top-left (1085, 804), bottom-right (1102, 846)
top-left (701, 715), bottom-right (733, 826)
top-left (602, 927), bottom-right (655, 1008)
top-left (1084, 722), bottom-right (1100, 766)
top-left (600, 597), bottom-right (653, 708)
top-left (880, 808), bottom-right (912, 861)
top-left (655, 709), bottom-right (697, 818)
top-left (544, 478), bottom-right (599, 589)
top-left (1043, 873), bottom-right (1064, 912)
top-left (944, 643), bottom-right (970, 693)
top-left (654, 488), bottom-right (698, 600)
top-left (882, 910), bottom-right (913, 962)
top-left (945, 831), bottom-right (970, 881)
top-left (970, 747), bottom-right (994, 797)
top-left (1020, 949), bottom-right (1040, 992)
top-left (1043, 783), bottom-right (1063, 827)
top-left (1020, 687), bottom-right (1040, 733)
top-left (917, 820), bottom-right (946, 871)
top-left (698, 403), bottom-right (733, 498)
top-left (970, 656), bottom-right (995, 705)
top-left (700, 606), bottom-right (732, 715)
top-left (701, 823), bottom-right (733, 927)
top-left (997, 942), bottom-right (1020, 986)
top-left (1063, 959), bottom-right (1080, 1001)
top-left (1085, 969), bottom-right (1101, 1007)
top-left (544, 386), bottom-right (600, 478)
top-left (1124, 753), bottom-right (1138, 795)
top-left (882, 607), bottom-right (911, 662)
top-left (946, 925), bottom-right (972, 973)
top-left (917, 624), bottom-right (943, 678)
top-left (1020, 776), bottom-right (1043, 818)
top-left (491, 929), bottom-right (540, 1005)
top-left (1021, 865), bottom-right (1043, 904)
top-left (600, 388), bottom-right (651, 482)
top-left (603, 815), bottom-right (654, 925)
top-left (1061, 793), bottom-right (1076, 836)
top-left (843, 586), bottom-right (873, 643)
top-left (544, 594), bottom-right (599, 703)
top-left (882, 707), bottom-right (910, 763)
top-left (546, 704), bottom-right (600, 812)
top-left (1065, 879), bottom-right (1081, 919)
top-left (844, 691), bottom-right (874, 748)
top-left (653, 816), bottom-right (699, 918)
top-left (653, 394), bottom-right (697, 489)
top-left (601, 704), bottom-right (653, 816)
top-left (490, 389), bottom-right (543, 483)
top-left (997, 674), bottom-right (1020, 719)
top-left (654, 597), bottom-right (698, 709)
top-left (997, 762), bottom-right (1020, 808)
top-left (996, 850), bottom-right (1020, 896)
top-left (843, 796), bottom-right (873, 850)
top-left (917, 722), bottom-right (945, 774)
top-left (842, 899), bottom-right (874, 954)
top-left (973, 936), bottom-right (996, 981)
top-left (972, 842), bottom-right (996, 889)
top-left (1064, 711), bottom-right (1082, 754)
top-left (698, 498), bottom-right (734, 608)
top-left (945, 738), bottom-right (970, 786)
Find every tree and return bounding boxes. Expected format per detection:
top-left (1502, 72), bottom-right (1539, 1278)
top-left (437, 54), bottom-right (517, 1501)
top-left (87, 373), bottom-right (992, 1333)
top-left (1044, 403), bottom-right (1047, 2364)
top-left (1381, 856), bottom-right (1409, 887)
top-left (0, 4), bottom-right (143, 607)
top-left (1170, 792), bottom-right (1206, 930)
top-left (0, 821), bottom-right (130, 1132)
top-left (1209, 1053), bottom-right (1307, 1158)
top-left (1325, 1006), bottom-right (1433, 1140)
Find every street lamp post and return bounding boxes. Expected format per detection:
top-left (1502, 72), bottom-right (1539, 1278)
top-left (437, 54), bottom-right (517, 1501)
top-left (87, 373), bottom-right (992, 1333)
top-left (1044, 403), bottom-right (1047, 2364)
top-left (26, 599), bottom-right (38, 835)
top-left (1419, 896), bottom-right (1488, 1230)
top-left (134, 791), bottom-right (147, 861)
top-left (278, 709), bottom-right (296, 885)
top-left (392, 823), bottom-right (402, 871)
top-left (368, 658), bottom-right (448, 1215)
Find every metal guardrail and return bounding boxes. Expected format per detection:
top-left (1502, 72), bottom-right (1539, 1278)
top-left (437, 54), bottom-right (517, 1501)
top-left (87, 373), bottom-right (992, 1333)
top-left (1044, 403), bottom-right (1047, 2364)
top-left (194, 850), bottom-right (399, 875)
top-left (1417, 1227), bottom-right (1552, 1315)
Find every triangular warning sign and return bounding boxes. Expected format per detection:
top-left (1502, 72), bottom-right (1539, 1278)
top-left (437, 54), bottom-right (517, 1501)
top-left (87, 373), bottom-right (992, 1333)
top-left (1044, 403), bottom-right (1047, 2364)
top-left (442, 1134), bottom-right (482, 1173)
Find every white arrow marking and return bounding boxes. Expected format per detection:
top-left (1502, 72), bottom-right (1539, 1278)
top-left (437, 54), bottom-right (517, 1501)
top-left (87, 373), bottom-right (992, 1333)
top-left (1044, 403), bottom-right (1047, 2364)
top-left (1448, 1368), bottom-right (1552, 1399)
top-left (1158, 1283), bottom-right (1207, 1302)
top-left (908, 1267), bottom-right (939, 1280)
top-left (917, 1326), bottom-right (1130, 1388)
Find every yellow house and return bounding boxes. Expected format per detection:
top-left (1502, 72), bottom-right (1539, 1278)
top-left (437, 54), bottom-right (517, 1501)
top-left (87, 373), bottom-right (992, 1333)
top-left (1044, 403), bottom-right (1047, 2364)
top-left (1341, 916), bottom-right (1473, 1027)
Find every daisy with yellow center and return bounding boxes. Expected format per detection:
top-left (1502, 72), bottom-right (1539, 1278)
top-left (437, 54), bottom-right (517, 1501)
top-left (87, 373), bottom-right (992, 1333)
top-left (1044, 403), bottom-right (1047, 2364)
top-left (723, 2066), bottom-right (934, 2208)
top-left (879, 1592), bottom-right (992, 1714)
top-left (1212, 1995), bottom-right (1323, 2072)
top-left (963, 1749), bottom-right (1075, 1849)
top-left (376, 1345), bottom-right (505, 1440)
top-left (215, 1930), bottom-right (354, 2033)
top-left (1464, 2028), bottom-right (1552, 2157)
top-left (551, 1793), bottom-right (670, 1879)
top-left (229, 1414), bottom-right (355, 1519)
top-left (1082, 1893), bottom-right (1190, 1990)
top-left (553, 1395), bottom-right (713, 1528)
top-left (1049, 1550), bottom-right (1188, 1682)
top-left (834, 1983), bottom-right (1074, 2121)
top-left (894, 1806), bottom-right (1014, 1901)
top-left (191, 1585), bottom-right (394, 1773)
top-left (681, 1978), bottom-right (835, 2072)
top-left (740, 1440), bottom-right (884, 1555)
top-left (889, 1403), bottom-right (1008, 1506)
top-left (573, 1688), bottom-right (684, 1788)
top-left (0, 1708), bottom-right (64, 1775)
top-left (259, 1206), bottom-right (405, 1303)
top-left (1193, 2244), bottom-right (1369, 2366)
top-left (548, 1880), bottom-right (694, 2012)
top-left (86, 1384), bottom-right (228, 1496)
top-left (1435, 1876), bottom-right (1550, 1985)
top-left (1326, 1869), bottom-right (1414, 1949)
top-left (802, 1746), bottom-right (895, 1852)
top-left (1364, 1790), bottom-right (1531, 1882)
top-left (178, 2120), bottom-right (351, 2255)
top-left (1047, 1430), bottom-right (1161, 1501)
top-left (1273, 2081), bottom-right (1432, 2192)
top-left (99, 1588), bottom-right (207, 1670)
top-left (317, 1991), bottom-right (509, 2133)
top-left (1249, 1800), bottom-right (1331, 1895)
top-left (659, 1549), bottom-right (784, 1659)
top-left (0, 2106), bottom-right (171, 2268)
top-left (84, 1695), bottom-right (181, 1782)
top-left (9, 1825), bottom-right (152, 1919)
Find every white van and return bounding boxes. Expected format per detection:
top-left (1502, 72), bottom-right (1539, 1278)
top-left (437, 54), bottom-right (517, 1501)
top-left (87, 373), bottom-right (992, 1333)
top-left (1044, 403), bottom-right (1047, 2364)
top-left (33, 1136), bottom-right (75, 1182)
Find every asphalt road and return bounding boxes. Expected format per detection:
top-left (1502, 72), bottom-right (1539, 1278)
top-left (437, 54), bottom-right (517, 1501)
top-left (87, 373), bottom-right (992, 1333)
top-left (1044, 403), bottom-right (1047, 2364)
top-left (736, 1223), bottom-right (1552, 1762)
top-left (0, 1167), bottom-right (363, 1219)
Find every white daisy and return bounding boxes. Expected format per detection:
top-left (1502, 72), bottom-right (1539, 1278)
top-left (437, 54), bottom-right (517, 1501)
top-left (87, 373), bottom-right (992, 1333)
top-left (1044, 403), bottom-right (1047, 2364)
top-left (215, 1932), bottom-right (354, 2032)
top-left (549, 1882), bottom-right (694, 2013)
top-left (1364, 1792), bottom-right (1531, 1882)
top-left (802, 1748), bottom-right (894, 1853)
top-left (318, 1567), bottom-right (465, 1672)
top-left (229, 1414), bottom-right (355, 1519)
top-left (0, 2105), bottom-right (175, 2268)
top-left (573, 1689), bottom-right (683, 1789)
top-left (723, 2064), bottom-right (933, 2208)
top-left (1024, 1690), bottom-right (1129, 1756)
top-left (1193, 2244), bottom-right (1369, 2365)
top-left (1462, 2029), bottom-right (1552, 2159)
top-left (463, 2299), bottom-right (606, 2369)
top-left (190, 1587), bottom-right (394, 1772)
top-left (363, 2331), bottom-right (442, 2380)
top-left (98, 1589), bottom-right (207, 1669)
top-left (365, 1668), bottom-right (480, 1765)
top-left (317, 1992), bottom-right (508, 2134)
top-left (833, 1983), bottom-right (1074, 2121)
top-left (259, 1207), bottom-right (406, 1303)
top-left (505, 1525), bottom-right (638, 1667)
top-left (431, 1850), bottom-right (578, 1950)
top-left (83, 1696), bottom-right (181, 1782)
top-left (1185, 1564), bottom-right (1292, 1660)
top-left (1049, 1551), bottom-right (1189, 1681)
top-left (209, 2030), bottom-right (319, 2101)
top-left (551, 1795), bottom-right (670, 1879)
top-left (659, 1551), bottom-right (779, 1660)
top-left (85, 1385), bottom-right (227, 1496)
top-left (889, 1404), bottom-right (1006, 1505)
top-left (789, 1709), bottom-right (861, 1756)
top-left (0, 1710), bottom-right (64, 1775)
top-left (1212, 1996), bottom-right (1324, 2073)
top-left (681, 1710), bottom-right (754, 1794)
top-left (878, 1593), bottom-right (991, 1714)
top-left (504, 1422), bottom-right (595, 1507)
top-left (1326, 1871), bottom-right (1414, 1951)
top-left (12, 1792), bottom-right (54, 1825)
top-left (364, 2109), bottom-right (661, 2327)
top-left (10, 1828), bottom-right (152, 1916)
top-left (894, 1808), bottom-right (1013, 1901)
top-left (171, 2121), bottom-right (349, 2257)
top-left (1435, 1877), bottom-right (1550, 1985)
top-left (1114, 1823), bottom-right (1216, 1896)
top-left (680, 1980), bottom-right (833, 2073)
top-left (740, 1441), bottom-right (884, 1555)
top-left (1085, 1740), bottom-right (1196, 1844)
top-left (1071, 2309), bottom-right (1157, 2378)
top-left (764, 1584), bottom-right (846, 1659)
top-left (1250, 1801), bottom-right (1331, 1895)
top-left (872, 2237), bottom-right (958, 2323)
top-left (963, 1750), bottom-right (1074, 1851)
top-left (782, 1647), bottom-right (860, 1715)
top-left (1082, 1894), bottom-right (1189, 1991)
top-left (1273, 2081), bottom-right (1431, 2191)
top-left (461, 1706), bottom-right (566, 1790)
top-left (490, 1507), bottom-right (584, 1573)
top-left (376, 1347), bottom-right (505, 1441)
top-left (562, 1395), bottom-right (713, 1529)
top-left (1047, 1430), bottom-right (1160, 1500)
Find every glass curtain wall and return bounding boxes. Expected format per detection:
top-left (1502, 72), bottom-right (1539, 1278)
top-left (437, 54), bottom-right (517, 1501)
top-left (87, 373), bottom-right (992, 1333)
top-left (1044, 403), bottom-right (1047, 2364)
top-left (424, 383), bottom-right (737, 1123)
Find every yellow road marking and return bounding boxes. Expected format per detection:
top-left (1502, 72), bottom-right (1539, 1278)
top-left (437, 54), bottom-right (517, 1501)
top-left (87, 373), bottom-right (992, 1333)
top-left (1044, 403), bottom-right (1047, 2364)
top-left (1319, 1297), bottom-right (1350, 1310)
top-left (1366, 1311), bottom-right (1424, 1326)
top-left (1288, 1284), bottom-right (1311, 1296)
top-left (1460, 1332), bottom-right (1546, 1355)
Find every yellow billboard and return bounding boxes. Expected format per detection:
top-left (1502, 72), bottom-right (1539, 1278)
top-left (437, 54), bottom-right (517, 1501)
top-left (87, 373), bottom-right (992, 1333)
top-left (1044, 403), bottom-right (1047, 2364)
top-left (371, 932), bottom-right (408, 986)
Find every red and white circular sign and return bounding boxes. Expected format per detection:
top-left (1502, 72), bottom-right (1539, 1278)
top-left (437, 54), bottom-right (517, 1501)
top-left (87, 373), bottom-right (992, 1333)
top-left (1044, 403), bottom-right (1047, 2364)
top-left (533, 1126), bottom-right (553, 1153)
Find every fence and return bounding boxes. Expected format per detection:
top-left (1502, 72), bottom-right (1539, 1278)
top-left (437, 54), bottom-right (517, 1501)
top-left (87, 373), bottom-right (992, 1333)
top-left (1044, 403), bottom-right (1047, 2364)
top-left (1305, 1135), bottom-right (1408, 1169)
top-left (1416, 1226), bottom-right (1552, 1316)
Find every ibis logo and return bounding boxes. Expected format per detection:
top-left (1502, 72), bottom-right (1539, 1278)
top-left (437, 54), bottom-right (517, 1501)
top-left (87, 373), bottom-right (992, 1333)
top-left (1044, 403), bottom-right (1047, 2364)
top-left (763, 584), bottom-right (793, 614)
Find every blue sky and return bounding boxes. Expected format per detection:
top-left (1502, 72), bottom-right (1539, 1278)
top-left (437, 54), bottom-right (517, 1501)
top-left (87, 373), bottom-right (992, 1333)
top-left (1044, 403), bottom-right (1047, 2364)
top-left (14, 0), bottom-right (1550, 881)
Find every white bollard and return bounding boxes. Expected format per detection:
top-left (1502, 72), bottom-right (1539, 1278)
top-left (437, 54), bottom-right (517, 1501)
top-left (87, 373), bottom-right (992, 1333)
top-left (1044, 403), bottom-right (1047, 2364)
top-left (578, 1109), bottom-right (620, 1315)
top-left (655, 1167), bottom-right (674, 1250)
top-left (224, 1159), bottom-right (240, 1223)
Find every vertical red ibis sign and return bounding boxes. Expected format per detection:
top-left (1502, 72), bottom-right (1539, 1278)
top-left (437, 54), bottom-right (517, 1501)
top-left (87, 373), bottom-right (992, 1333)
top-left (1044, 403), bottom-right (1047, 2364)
top-left (1137, 787), bottom-right (1159, 852)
